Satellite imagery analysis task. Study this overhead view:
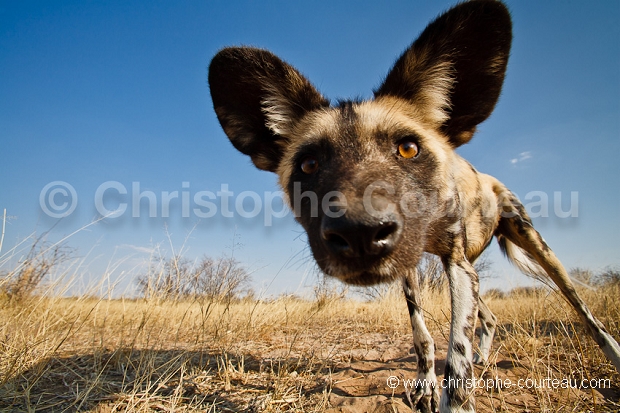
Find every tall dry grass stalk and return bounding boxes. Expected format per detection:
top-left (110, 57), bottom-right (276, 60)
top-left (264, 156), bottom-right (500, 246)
top-left (0, 209), bottom-right (6, 254)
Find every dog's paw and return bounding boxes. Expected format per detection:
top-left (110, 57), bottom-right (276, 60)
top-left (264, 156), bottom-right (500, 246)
top-left (472, 352), bottom-right (487, 365)
top-left (405, 380), bottom-right (439, 413)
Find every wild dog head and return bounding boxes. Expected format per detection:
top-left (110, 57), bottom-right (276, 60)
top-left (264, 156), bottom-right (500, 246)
top-left (209, 0), bottom-right (511, 286)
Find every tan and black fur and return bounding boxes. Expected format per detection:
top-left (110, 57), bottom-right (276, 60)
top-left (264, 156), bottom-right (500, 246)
top-left (208, 1), bottom-right (620, 412)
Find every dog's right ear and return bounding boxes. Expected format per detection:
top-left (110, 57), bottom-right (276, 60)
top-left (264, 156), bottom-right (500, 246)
top-left (208, 47), bottom-right (329, 172)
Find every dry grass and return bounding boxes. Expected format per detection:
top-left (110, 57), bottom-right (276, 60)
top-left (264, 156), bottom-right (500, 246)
top-left (0, 267), bottom-right (619, 412)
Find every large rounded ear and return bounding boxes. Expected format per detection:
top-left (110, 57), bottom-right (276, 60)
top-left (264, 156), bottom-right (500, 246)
top-left (208, 47), bottom-right (329, 172)
top-left (375, 0), bottom-right (512, 147)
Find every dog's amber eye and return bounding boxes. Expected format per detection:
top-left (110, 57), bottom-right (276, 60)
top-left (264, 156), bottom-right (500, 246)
top-left (398, 141), bottom-right (419, 159)
top-left (300, 156), bottom-right (319, 174)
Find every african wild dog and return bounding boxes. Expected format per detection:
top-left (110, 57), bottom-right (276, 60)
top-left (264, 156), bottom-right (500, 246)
top-left (208, 0), bottom-right (620, 411)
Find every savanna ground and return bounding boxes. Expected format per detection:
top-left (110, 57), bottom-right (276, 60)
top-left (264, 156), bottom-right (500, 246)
top-left (1, 240), bottom-right (619, 412)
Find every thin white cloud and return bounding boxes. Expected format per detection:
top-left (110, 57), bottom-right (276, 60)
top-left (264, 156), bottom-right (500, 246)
top-left (510, 151), bottom-right (532, 165)
top-left (120, 244), bottom-right (156, 254)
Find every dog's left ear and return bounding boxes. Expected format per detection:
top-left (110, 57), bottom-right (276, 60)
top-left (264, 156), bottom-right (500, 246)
top-left (375, 0), bottom-right (512, 147)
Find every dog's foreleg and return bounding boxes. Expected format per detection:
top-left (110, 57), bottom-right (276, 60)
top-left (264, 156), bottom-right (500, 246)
top-left (440, 255), bottom-right (479, 413)
top-left (403, 269), bottom-right (440, 413)
top-left (473, 297), bottom-right (497, 365)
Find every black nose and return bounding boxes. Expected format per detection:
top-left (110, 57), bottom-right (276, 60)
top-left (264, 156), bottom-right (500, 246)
top-left (321, 213), bottom-right (402, 259)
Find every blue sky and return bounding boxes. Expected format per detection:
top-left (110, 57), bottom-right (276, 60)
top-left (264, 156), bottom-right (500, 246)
top-left (1, 0), bottom-right (619, 296)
